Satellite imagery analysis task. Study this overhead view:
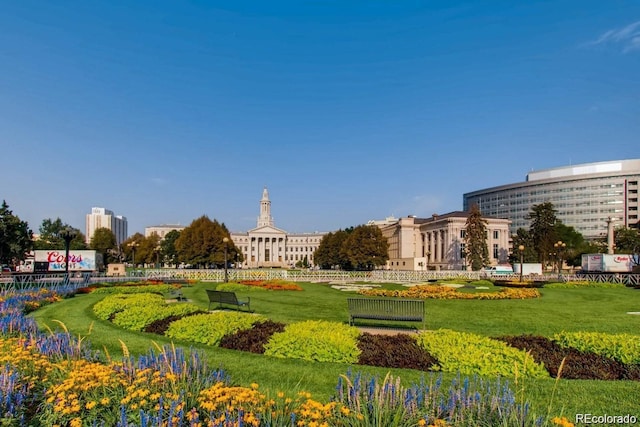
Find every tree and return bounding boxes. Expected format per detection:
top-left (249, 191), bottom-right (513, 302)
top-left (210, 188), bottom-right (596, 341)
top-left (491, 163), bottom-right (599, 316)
top-left (121, 233), bottom-right (146, 266)
top-left (342, 225), bottom-right (389, 271)
top-left (314, 228), bottom-right (353, 269)
top-left (554, 223), bottom-right (585, 268)
top-left (615, 226), bottom-right (640, 267)
top-left (0, 200), bottom-right (33, 266)
top-left (34, 218), bottom-right (87, 250)
top-left (160, 229), bottom-right (181, 266)
top-left (464, 204), bottom-right (490, 271)
top-left (90, 228), bottom-right (118, 263)
top-left (174, 216), bottom-right (239, 268)
top-left (509, 228), bottom-right (536, 264)
top-left (527, 202), bottom-right (559, 267)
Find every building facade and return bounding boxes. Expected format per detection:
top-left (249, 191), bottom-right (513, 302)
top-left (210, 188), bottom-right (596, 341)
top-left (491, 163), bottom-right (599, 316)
top-left (463, 159), bottom-right (640, 240)
top-left (144, 224), bottom-right (186, 239)
top-left (374, 212), bottom-right (512, 271)
top-left (230, 188), bottom-right (327, 268)
top-left (85, 207), bottom-right (128, 246)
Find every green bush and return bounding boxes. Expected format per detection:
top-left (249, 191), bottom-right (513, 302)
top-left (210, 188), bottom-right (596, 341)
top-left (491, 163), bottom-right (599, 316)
top-left (215, 283), bottom-right (266, 292)
top-left (165, 312), bottom-right (263, 346)
top-left (552, 331), bottom-right (640, 364)
top-left (93, 293), bottom-right (166, 320)
top-left (416, 329), bottom-right (549, 379)
top-left (544, 281), bottom-right (624, 288)
top-left (113, 303), bottom-right (204, 331)
top-left (263, 320), bottom-right (360, 363)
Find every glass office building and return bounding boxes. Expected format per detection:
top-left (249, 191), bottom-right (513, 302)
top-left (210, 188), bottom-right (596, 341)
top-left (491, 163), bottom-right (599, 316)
top-left (463, 159), bottom-right (640, 240)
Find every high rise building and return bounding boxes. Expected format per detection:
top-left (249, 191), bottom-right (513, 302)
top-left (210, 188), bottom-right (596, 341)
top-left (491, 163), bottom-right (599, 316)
top-left (85, 207), bottom-right (128, 246)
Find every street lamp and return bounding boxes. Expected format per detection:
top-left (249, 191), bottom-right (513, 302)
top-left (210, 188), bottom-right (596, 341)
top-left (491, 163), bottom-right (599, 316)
top-left (223, 237), bottom-right (230, 283)
top-left (59, 227), bottom-right (77, 277)
top-left (518, 245), bottom-right (525, 282)
top-left (554, 241), bottom-right (566, 279)
top-left (154, 245), bottom-right (161, 269)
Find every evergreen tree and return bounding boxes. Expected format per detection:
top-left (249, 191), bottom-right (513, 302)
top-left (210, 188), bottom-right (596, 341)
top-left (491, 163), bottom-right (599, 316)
top-left (527, 202), bottom-right (559, 266)
top-left (0, 200), bottom-right (33, 266)
top-left (36, 218), bottom-right (86, 250)
top-left (464, 204), bottom-right (490, 270)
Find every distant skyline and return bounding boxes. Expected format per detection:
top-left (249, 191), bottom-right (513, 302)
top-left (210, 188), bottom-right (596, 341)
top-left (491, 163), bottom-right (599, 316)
top-left (1, 2), bottom-right (636, 236)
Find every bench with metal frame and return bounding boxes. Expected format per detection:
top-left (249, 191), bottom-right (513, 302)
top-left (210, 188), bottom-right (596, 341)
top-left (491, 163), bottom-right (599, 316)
top-left (206, 289), bottom-right (251, 312)
top-left (347, 297), bottom-right (425, 329)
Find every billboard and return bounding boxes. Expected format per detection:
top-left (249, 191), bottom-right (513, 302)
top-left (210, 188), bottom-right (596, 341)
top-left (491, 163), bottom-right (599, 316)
top-left (33, 250), bottom-right (99, 272)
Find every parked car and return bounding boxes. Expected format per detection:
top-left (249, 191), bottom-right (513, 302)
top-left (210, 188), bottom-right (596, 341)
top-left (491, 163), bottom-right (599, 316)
top-left (1, 265), bottom-right (12, 275)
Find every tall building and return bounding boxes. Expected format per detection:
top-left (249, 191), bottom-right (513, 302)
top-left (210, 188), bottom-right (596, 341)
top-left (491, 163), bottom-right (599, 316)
top-left (230, 188), bottom-right (327, 268)
top-left (463, 159), bottom-right (640, 239)
top-left (85, 207), bottom-right (128, 246)
top-left (373, 213), bottom-right (512, 271)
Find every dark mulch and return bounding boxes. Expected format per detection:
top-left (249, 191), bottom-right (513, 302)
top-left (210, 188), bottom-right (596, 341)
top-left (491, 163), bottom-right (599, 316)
top-left (143, 311), bottom-right (205, 335)
top-left (497, 335), bottom-right (640, 381)
top-left (219, 320), bottom-right (287, 354)
top-left (356, 333), bottom-right (437, 371)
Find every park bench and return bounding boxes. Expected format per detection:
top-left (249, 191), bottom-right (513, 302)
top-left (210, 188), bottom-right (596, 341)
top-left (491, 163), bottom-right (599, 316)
top-left (168, 288), bottom-right (187, 301)
top-left (347, 297), bottom-right (425, 330)
top-left (206, 290), bottom-right (251, 312)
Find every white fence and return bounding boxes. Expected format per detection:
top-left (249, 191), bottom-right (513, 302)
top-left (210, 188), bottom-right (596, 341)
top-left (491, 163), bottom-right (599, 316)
top-left (2, 270), bottom-right (638, 292)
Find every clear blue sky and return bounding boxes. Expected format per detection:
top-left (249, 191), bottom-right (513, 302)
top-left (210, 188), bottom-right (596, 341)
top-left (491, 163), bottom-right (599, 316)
top-left (1, 1), bottom-right (637, 236)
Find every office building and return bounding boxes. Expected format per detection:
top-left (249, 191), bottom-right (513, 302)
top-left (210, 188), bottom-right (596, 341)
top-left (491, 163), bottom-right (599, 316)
top-left (463, 159), bottom-right (640, 239)
top-left (85, 207), bottom-right (128, 246)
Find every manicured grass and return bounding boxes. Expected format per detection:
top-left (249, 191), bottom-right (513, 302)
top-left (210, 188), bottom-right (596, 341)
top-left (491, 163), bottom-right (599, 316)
top-left (30, 281), bottom-right (640, 417)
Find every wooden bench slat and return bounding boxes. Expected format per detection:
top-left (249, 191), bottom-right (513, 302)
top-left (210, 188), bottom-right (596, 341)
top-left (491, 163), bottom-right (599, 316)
top-left (206, 290), bottom-right (251, 312)
top-left (347, 297), bottom-right (425, 329)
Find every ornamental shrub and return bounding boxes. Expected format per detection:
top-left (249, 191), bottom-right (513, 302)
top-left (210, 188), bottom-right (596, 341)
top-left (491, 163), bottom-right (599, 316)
top-left (165, 312), bottom-right (263, 346)
top-left (112, 303), bottom-right (204, 331)
top-left (263, 320), bottom-right (360, 363)
top-left (215, 282), bottom-right (266, 292)
top-left (552, 331), bottom-right (640, 365)
top-left (93, 293), bottom-right (166, 320)
top-left (416, 329), bottom-right (549, 379)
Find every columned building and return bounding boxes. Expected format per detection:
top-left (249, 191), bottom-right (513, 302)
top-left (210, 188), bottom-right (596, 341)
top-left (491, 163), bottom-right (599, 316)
top-left (144, 224), bottom-right (186, 239)
top-left (374, 212), bottom-right (511, 271)
top-left (85, 207), bottom-right (128, 246)
top-left (230, 188), bottom-right (327, 268)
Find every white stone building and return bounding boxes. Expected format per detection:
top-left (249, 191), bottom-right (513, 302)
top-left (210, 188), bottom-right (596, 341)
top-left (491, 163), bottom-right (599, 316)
top-left (230, 188), bottom-right (327, 268)
top-left (85, 207), bottom-right (128, 246)
top-left (375, 212), bottom-right (512, 271)
top-left (144, 224), bottom-right (186, 239)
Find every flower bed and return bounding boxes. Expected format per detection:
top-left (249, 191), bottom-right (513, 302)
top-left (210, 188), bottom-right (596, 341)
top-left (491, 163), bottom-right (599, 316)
top-left (359, 284), bottom-right (540, 300)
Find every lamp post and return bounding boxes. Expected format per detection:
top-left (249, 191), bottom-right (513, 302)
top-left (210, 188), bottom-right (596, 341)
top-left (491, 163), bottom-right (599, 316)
top-left (518, 245), bottom-right (525, 282)
top-left (554, 241), bottom-right (566, 280)
top-left (128, 241), bottom-right (139, 268)
top-left (154, 245), bottom-right (161, 269)
top-left (223, 237), bottom-right (229, 283)
top-left (59, 227), bottom-right (77, 277)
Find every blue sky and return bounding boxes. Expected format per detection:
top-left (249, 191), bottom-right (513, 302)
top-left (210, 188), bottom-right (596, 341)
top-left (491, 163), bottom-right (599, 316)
top-left (1, 1), bottom-right (637, 236)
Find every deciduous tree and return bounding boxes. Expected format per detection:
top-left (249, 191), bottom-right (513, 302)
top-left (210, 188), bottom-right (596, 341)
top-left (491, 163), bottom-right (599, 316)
top-left (90, 227), bottom-right (118, 263)
top-left (342, 225), bottom-right (389, 271)
top-left (174, 216), bottom-right (238, 267)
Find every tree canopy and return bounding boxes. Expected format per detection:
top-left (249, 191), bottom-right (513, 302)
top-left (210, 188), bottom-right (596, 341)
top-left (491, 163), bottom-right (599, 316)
top-left (0, 200), bottom-right (33, 266)
top-left (89, 227), bottom-right (118, 263)
top-left (464, 204), bottom-right (489, 270)
top-left (35, 218), bottom-right (87, 250)
top-left (526, 202), bottom-right (559, 266)
top-left (174, 216), bottom-right (239, 267)
top-left (315, 225), bottom-right (388, 271)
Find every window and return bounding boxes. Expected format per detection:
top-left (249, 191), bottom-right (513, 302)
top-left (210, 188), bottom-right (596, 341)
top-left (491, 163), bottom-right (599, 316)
top-left (493, 244), bottom-right (499, 259)
top-left (493, 230), bottom-right (499, 239)
top-left (460, 230), bottom-right (466, 238)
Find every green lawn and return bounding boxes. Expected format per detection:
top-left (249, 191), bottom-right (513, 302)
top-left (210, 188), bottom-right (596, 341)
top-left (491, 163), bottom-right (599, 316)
top-left (29, 281), bottom-right (640, 418)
